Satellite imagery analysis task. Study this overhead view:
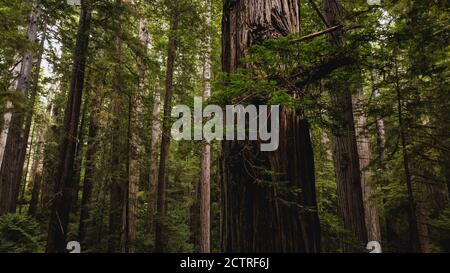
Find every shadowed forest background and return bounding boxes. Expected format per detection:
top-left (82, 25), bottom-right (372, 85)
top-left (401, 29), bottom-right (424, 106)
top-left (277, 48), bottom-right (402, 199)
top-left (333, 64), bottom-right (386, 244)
top-left (0, 0), bottom-right (449, 253)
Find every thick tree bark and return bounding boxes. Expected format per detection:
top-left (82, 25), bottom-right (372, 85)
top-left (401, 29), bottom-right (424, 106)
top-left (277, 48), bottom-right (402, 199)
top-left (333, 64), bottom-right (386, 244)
top-left (155, 10), bottom-right (179, 252)
top-left (0, 8), bottom-right (40, 215)
top-left (323, 0), bottom-right (367, 252)
top-left (220, 0), bottom-right (321, 253)
top-left (46, 5), bottom-right (92, 253)
top-left (352, 88), bottom-right (382, 243)
top-left (199, 0), bottom-right (212, 254)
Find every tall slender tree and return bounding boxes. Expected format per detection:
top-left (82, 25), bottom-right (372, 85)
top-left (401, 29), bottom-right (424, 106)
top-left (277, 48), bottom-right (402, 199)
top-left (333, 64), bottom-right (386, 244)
top-left (46, 2), bottom-right (92, 253)
top-left (155, 8), bottom-right (180, 252)
top-left (323, 0), bottom-right (367, 252)
top-left (148, 75), bottom-right (161, 223)
top-left (352, 88), bottom-right (382, 243)
top-left (199, 0), bottom-right (212, 253)
top-left (127, 16), bottom-right (150, 253)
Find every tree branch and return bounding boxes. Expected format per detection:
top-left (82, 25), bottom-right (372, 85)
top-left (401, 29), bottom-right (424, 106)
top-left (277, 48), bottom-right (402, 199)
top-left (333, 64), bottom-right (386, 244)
top-left (290, 24), bottom-right (343, 43)
top-left (292, 55), bottom-right (356, 88)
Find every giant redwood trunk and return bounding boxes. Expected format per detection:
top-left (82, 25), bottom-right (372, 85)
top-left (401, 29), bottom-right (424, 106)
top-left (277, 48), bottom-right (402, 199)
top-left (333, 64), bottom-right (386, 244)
top-left (46, 5), bottom-right (92, 253)
top-left (0, 8), bottom-right (40, 216)
top-left (220, 0), bottom-right (321, 253)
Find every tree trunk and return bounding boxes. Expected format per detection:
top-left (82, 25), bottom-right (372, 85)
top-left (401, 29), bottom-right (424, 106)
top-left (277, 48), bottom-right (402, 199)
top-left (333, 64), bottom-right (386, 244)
top-left (46, 5), bottom-right (92, 253)
top-left (19, 22), bottom-right (47, 214)
top-left (394, 56), bottom-right (421, 253)
top-left (376, 118), bottom-right (386, 162)
top-left (190, 177), bottom-right (200, 250)
top-left (108, 52), bottom-right (126, 254)
top-left (0, 107), bottom-right (15, 169)
top-left (352, 88), bottom-right (382, 243)
top-left (125, 17), bottom-right (150, 253)
top-left (0, 7), bottom-right (40, 215)
top-left (78, 81), bottom-right (102, 242)
top-left (220, 0), bottom-right (321, 253)
top-left (0, 57), bottom-right (24, 169)
top-left (155, 10), bottom-right (179, 253)
top-left (199, 0), bottom-right (212, 254)
top-left (323, 0), bottom-right (367, 252)
top-left (19, 122), bottom-right (35, 213)
top-left (28, 128), bottom-right (44, 216)
top-left (108, 1), bottom-right (132, 250)
top-left (148, 79), bottom-right (161, 224)
top-left (38, 95), bottom-right (56, 214)
top-left (108, 92), bottom-right (126, 252)
top-left (15, 21), bottom-right (48, 216)
top-left (71, 70), bottom-right (91, 214)
top-left (442, 134), bottom-right (450, 202)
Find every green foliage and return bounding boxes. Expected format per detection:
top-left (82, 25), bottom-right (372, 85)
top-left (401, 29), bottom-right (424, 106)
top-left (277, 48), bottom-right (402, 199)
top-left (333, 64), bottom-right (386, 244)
top-left (430, 208), bottom-right (450, 252)
top-left (0, 214), bottom-right (45, 253)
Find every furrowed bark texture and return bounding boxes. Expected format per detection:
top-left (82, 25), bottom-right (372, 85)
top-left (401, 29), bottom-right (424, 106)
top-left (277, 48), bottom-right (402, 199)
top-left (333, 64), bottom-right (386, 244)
top-left (220, 0), bottom-right (321, 253)
top-left (323, 0), bottom-right (367, 252)
top-left (46, 6), bottom-right (91, 253)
